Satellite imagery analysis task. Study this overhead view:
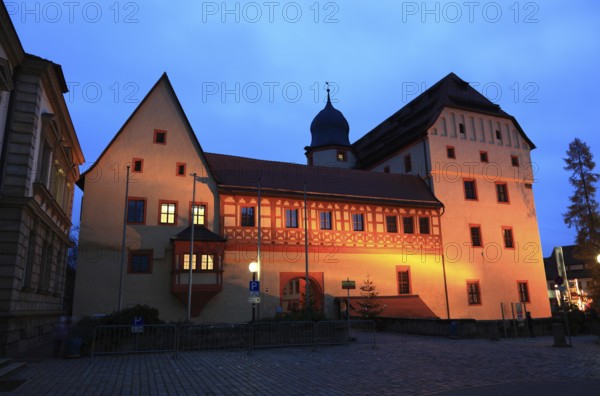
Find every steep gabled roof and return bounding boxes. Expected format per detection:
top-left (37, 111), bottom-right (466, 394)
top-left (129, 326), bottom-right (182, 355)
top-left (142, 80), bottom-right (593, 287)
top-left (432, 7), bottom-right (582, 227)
top-left (77, 73), bottom-right (215, 190)
top-left (353, 72), bottom-right (536, 169)
top-left (205, 153), bottom-right (442, 208)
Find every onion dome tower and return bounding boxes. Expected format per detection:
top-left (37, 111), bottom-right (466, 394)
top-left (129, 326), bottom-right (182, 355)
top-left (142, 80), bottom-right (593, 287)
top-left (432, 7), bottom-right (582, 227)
top-left (305, 83), bottom-right (355, 168)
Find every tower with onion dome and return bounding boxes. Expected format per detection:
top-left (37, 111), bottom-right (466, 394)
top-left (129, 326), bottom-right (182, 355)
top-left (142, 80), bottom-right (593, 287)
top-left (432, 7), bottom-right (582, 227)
top-left (305, 83), bottom-right (355, 168)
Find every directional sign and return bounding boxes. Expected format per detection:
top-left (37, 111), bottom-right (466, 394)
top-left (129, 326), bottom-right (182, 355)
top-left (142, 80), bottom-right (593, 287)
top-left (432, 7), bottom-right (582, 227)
top-left (249, 281), bottom-right (260, 292)
top-left (342, 280), bottom-right (356, 290)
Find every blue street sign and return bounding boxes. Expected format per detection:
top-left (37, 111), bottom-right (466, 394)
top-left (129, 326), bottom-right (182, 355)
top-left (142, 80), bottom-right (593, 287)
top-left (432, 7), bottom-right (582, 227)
top-left (131, 316), bottom-right (144, 333)
top-left (249, 281), bottom-right (260, 292)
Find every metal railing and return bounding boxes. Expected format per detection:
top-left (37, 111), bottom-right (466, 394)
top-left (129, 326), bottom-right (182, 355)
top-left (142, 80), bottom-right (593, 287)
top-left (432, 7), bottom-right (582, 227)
top-left (90, 320), bottom-right (375, 358)
top-left (177, 323), bottom-right (249, 352)
top-left (92, 324), bottom-right (177, 357)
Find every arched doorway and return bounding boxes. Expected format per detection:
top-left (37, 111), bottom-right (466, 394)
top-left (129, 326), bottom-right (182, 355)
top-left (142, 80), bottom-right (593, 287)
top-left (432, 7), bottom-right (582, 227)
top-left (281, 276), bottom-right (323, 312)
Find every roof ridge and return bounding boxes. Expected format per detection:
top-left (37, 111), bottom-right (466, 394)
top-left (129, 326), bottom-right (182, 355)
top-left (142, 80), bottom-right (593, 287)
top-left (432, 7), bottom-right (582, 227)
top-left (205, 152), bottom-right (424, 179)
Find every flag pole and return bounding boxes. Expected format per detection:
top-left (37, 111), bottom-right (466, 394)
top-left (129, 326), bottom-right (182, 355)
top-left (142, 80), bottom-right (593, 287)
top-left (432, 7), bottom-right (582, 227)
top-left (118, 165), bottom-right (130, 311)
top-left (187, 172), bottom-right (197, 321)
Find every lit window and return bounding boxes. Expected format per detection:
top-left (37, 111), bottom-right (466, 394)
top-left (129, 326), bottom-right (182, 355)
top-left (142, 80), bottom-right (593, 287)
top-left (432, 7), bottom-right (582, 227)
top-left (129, 250), bottom-right (152, 274)
top-left (480, 151), bottom-right (488, 163)
top-left (398, 270), bottom-right (410, 294)
top-left (467, 281), bottom-right (481, 305)
top-left (386, 215), bottom-right (398, 233)
top-left (511, 155), bottom-right (519, 167)
top-left (285, 209), bottom-right (299, 228)
top-left (191, 204), bottom-right (205, 225)
top-left (496, 183), bottom-right (509, 203)
top-left (503, 228), bottom-right (514, 248)
top-left (176, 162), bottom-right (186, 176)
top-left (404, 154), bottom-right (412, 172)
top-left (200, 254), bottom-right (214, 271)
top-left (470, 225), bottom-right (482, 247)
top-left (183, 254), bottom-right (197, 270)
top-left (402, 216), bottom-right (414, 234)
top-left (419, 217), bottom-right (430, 234)
top-left (241, 207), bottom-right (255, 227)
top-left (132, 158), bottom-right (143, 173)
top-left (517, 282), bottom-right (529, 303)
top-left (447, 146), bottom-right (456, 159)
top-left (464, 180), bottom-right (477, 200)
top-left (160, 202), bottom-right (177, 225)
top-left (320, 211), bottom-right (332, 230)
top-left (127, 198), bottom-right (145, 224)
top-left (337, 151), bottom-right (347, 162)
top-left (154, 130), bottom-right (167, 144)
top-left (352, 213), bottom-right (364, 231)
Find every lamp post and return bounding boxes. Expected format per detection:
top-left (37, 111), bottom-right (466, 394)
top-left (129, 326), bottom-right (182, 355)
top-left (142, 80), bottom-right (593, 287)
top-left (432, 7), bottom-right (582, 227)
top-left (187, 172), bottom-right (197, 322)
top-left (249, 261), bottom-right (259, 322)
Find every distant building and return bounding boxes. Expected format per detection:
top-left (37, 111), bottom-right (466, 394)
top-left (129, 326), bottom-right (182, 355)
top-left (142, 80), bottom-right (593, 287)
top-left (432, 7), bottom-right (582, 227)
top-left (544, 246), bottom-right (594, 311)
top-left (74, 72), bottom-right (550, 322)
top-left (0, 3), bottom-right (85, 355)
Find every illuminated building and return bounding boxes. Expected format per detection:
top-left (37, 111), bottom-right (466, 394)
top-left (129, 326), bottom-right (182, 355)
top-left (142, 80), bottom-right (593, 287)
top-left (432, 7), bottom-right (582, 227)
top-left (74, 73), bottom-right (550, 321)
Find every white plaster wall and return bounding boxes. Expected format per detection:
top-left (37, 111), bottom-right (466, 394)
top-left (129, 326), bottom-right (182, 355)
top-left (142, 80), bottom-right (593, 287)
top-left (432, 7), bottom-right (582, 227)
top-left (74, 79), bottom-right (219, 319)
top-left (427, 108), bottom-right (550, 319)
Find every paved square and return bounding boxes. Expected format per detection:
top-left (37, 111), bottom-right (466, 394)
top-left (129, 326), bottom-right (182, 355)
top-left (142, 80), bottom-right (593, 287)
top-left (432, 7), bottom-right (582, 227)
top-left (7, 333), bottom-right (600, 395)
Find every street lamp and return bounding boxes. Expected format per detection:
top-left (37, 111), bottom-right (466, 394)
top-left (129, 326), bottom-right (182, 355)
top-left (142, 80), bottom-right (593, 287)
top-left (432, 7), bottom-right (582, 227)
top-left (249, 261), bottom-right (259, 322)
top-left (596, 253), bottom-right (600, 264)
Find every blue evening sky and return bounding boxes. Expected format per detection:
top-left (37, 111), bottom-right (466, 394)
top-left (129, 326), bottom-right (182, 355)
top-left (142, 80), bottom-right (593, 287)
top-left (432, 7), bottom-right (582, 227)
top-left (6, 1), bottom-right (600, 256)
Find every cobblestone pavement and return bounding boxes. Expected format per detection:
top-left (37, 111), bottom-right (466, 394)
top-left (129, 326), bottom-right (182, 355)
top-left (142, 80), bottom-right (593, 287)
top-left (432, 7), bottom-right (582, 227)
top-left (6, 333), bottom-right (600, 395)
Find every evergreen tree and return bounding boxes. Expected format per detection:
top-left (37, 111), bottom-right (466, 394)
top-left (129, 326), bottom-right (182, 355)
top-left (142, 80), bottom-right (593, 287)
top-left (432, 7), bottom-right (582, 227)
top-left (563, 138), bottom-right (600, 308)
top-left (563, 138), bottom-right (600, 252)
top-left (354, 276), bottom-right (386, 319)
